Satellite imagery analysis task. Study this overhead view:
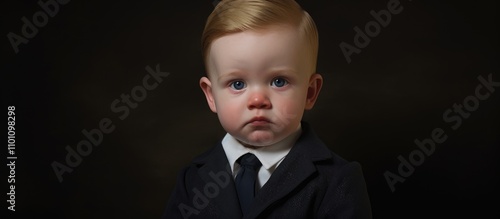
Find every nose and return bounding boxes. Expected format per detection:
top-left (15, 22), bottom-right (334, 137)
top-left (247, 89), bottom-right (271, 110)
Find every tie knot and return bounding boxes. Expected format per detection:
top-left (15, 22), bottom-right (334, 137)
top-left (238, 153), bottom-right (262, 170)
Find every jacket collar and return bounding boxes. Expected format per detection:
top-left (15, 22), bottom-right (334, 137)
top-left (194, 143), bottom-right (243, 218)
top-left (246, 121), bottom-right (332, 218)
top-left (192, 121), bottom-right (331, 218)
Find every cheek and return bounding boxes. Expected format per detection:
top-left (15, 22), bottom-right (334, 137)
top-left (215, 94), bottom-right (245, 125)
top-left (273, 94), bottom-right (306, 125)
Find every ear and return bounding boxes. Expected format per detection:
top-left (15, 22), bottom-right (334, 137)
top-left (200, 76), bottom-right (217, 113)
top-left (304, 73), bottom-right (323, 110)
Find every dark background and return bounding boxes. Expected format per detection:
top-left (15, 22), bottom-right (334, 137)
top-left (2, 0), bottom-right (499, 218)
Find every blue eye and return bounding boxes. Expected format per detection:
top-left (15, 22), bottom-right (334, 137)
top-left (271, 78), bottom-right (288, 87)
top-left (230, 81), bottom-right (246, 90)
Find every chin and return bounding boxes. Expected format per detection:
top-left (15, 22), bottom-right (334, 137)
top-left (242, 132), bottom-right (281, 147)
top-left (246, 141), bottom-right (274, 147)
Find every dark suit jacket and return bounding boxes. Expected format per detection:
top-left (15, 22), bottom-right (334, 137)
top-left (162, 122), bottom-right (372, 219)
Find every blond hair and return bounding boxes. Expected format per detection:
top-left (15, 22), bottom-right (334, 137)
top-left (202, 0), bottom-right (319, 74)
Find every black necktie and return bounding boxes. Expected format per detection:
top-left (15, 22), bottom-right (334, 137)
top-left (235, 153), bottom-right (262, 215)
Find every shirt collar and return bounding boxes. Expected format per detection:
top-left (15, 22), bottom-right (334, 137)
top-left (222, 124), bottom-right (302, 173)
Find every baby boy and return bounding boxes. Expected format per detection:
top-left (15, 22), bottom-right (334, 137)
top-left (163, 0), bottom-right (372, 218)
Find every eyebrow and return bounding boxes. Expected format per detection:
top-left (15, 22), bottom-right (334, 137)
top-left (217, 67), bottom-right (298, 82)
top-left (217, 71), bottom-right (242, 82)
top-left (268, 67), bottom-right (297, 74)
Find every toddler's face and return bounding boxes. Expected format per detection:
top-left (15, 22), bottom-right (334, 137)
top-left (200, 25), bottom-right (322, 147)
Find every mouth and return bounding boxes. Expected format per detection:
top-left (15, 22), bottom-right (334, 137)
top-left (247, 117), bottom-right (271, 126)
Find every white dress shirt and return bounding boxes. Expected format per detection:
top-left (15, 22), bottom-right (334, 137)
top-left (222, 124), bottom-right (302, 189)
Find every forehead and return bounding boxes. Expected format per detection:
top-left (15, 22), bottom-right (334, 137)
top-left (207, 25), bottom-right (309, 76)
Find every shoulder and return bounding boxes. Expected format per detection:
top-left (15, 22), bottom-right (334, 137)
top-left (296, 122), bottom-right (365, 177)
top-left (296, 122), bottom-right (372, 218)
top-left (319, 152), bottom-right (372, 218)
top-left (185, 141), bottom-right (226, 168)
top-left (309, 146), bottom-right (367, 195)
top-left (324, 151), bottom-right (364, 178)
top-left (177, 142), bottom-right (229, 179)
top-left (316, 153), bottom-right (372, 218)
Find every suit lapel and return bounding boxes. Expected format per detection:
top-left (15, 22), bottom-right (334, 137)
top-left (248, 152), bottom-right (317, 218)
top-left (196, 143), bottom-right (243, 218)
top-left (246, 122), bottom-right (332, 218)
